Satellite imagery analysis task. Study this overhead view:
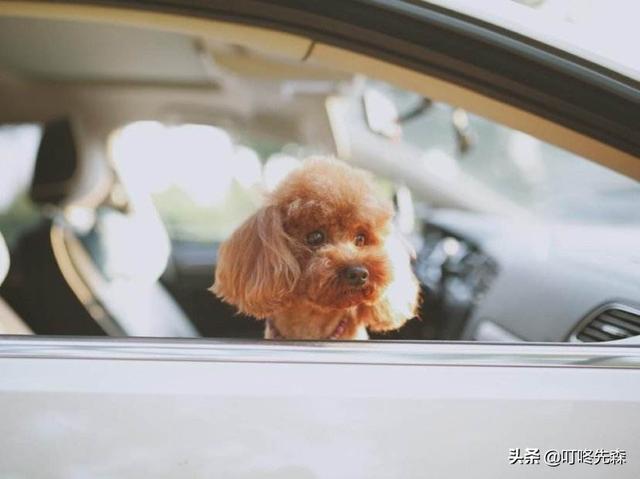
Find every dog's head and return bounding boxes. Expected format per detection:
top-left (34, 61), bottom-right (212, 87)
top-left (212, 158), bottom-right (419, 338)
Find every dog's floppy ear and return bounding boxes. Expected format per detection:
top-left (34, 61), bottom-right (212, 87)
top-left (211, 205), bottom-right (300, 319)
top-left (364, 227), bottom-right (420, 332)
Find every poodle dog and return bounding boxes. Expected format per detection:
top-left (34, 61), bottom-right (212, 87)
top-left (211, 157), bottom-right (420, 339)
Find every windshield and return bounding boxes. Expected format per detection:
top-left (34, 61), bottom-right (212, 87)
top-left (375, 82), bottom-right (640, 224)
top-left (423, 0), bottom-right (640, 81)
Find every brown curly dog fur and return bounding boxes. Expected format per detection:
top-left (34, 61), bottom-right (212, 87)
top-left (211, 157), bottom-right (420, 339)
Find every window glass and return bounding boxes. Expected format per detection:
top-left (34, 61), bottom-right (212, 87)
top-left (2, 15), bottom-right (638, 344)
top-left (375, 82), bottom-right (640, 224)
top-left (110, 122), bottom-right (342, 243)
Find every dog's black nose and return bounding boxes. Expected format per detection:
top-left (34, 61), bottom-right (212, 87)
top-left (342, 266), bottom-right (369, 287)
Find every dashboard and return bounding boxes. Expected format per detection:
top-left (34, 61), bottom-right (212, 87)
top-left (409, 208), bottom-right (640, 343)
top-left (413, 221), bottom-right (498, 340)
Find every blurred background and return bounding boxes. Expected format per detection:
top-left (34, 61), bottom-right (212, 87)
top-left (0, 0), bottom-right (638, 342)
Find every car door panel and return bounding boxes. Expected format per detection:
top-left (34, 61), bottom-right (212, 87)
top-left (1, 338), bottom-right (638, 478)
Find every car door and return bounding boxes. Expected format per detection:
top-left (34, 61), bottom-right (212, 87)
top-left (0, 0), bottom-right (639, 477)
top-left (0, 337), bottom-right (639, 477)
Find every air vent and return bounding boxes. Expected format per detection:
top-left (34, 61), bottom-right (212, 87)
top-left (571, 305), bottom-right (640, 342)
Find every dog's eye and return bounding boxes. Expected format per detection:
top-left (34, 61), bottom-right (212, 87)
top-left (354, 233), bottom-right (367, 247)
top-left (306, 230), bottom-right (325, 246)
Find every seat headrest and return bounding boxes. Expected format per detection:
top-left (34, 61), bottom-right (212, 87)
top-left (0, 232), bottom-right (9, 285)
top-left (29, 117), bottom-right (114, 211)
top-left (30, 118), bottom-right (79, 206)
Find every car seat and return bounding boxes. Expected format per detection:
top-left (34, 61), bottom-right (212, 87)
top-left (2, 118), bottom-right (198, 337)
top-left (0, 230), bottom-right (32, 335)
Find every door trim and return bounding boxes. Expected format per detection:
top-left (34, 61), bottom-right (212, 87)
top-left (1, 336), bottom-right (639, 369)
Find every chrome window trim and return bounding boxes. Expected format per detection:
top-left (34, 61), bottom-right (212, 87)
top-left (0, 336), bottom-right (639, 369)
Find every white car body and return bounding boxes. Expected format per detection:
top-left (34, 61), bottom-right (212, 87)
top-left (1, 338), bottom-right (639, 477)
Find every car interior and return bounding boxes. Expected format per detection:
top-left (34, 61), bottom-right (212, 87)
top-left (0, 6), bottom-right (639, 344)
top-left (0, 229), bottom-right (31, 335)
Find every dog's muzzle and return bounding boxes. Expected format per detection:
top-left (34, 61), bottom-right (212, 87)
top-left (341, 266), bottom-right (369, 287)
